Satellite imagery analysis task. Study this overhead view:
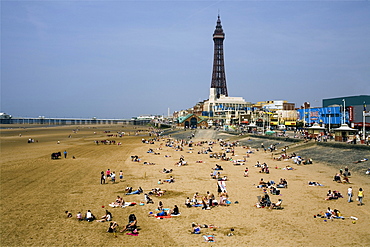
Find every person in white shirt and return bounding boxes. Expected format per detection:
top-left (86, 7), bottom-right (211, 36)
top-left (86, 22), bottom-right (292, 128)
top-left (348, 187), bottom-right (353, 203)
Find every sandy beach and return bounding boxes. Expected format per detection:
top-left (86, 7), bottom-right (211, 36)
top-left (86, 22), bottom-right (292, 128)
top-left (1, 125), bottom-right (369, 246)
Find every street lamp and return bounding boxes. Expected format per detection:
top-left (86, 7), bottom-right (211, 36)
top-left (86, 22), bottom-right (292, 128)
top-left (342, 99), bottom-right (346, 124)
top-left (363, 101), bottom-right (367, 142)
top-left (328, 109), bottom-right (331, 133)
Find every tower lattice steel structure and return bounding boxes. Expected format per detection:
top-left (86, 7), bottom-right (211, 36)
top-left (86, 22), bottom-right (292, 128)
top-left (211, 15), bottom-right (228, 97)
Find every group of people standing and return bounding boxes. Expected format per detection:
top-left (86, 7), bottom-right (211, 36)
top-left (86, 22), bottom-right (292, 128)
top-left (100, 169), bottom-right (123, 184)
top-left (347, 186), bottom-right (364, 205)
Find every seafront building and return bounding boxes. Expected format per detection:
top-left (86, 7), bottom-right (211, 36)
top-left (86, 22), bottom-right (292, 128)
top-left (176, 15), bottom-right (251, 127)
top-left (175, 16), bottom-right (369, 136)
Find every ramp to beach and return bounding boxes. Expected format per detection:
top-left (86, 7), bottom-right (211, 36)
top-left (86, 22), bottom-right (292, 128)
top-left (192, 129), bottom-right (218, 141)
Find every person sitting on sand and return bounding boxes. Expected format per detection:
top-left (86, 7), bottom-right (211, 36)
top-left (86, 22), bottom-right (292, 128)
top-left (277, 178), bottom-right (288, 188)
top-left (97, 210), bottom-right (112, 222)
top-left (170, 205), bottom-right (180, 215)
top-left (219, 192), bottom-right (228, 206)
top-left (85, 210), bottom-right (96, 222)
top-left (213, 164), bottom-right (223, 170)
top-left (269, 199), bottom-right (282, 209)
top-left (191, 223), bottom-right (201, 234)
top-left (149, 188), bottom-right (165, 197)
top-left (65, 211), bottom-right (72, 218)
top-left (333, 173), bottom-right (341, 183)
top-left (259, 194), bottom-right (271, 207)
top-left (157, 200), bottom-right (163, 211)
top-left (332, 209), bottom-right (344, 219)
top-left (325, 190), bottom-right (341, 200)
top-left (343, 166), bottom-right (351, 177)
top-left (76, 212), bottom-right (83, 221)
top-left (342, 175), bottom-right (350, 183)
top-left (120, 214), bottom-right (137, 233)
top-left (270, 186), bottom-right (280, 195)
top-left (325, 207), bottom-right (333, 219)
top-left (257, 178), bottom-right (267, 188)
top-left (201, 197), bottom-right (209, 210)
top-left (107, 221), bottom-right (118, 233)
top-left (109, 196), bottom-right (124, 207)
top-left (185, 197), bottom-right (192, 208)
top-left (144, 193), bottom-right (154, 204)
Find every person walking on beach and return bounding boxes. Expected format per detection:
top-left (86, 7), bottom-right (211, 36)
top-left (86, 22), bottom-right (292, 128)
top-left (64, 150), bottom-right (67, 158)
top-left (347, 187), bottom-right (353, 202)
top-left (101, 171), bottom-right (106, 184)
top-left (357, 188), bottom-right (364, 206)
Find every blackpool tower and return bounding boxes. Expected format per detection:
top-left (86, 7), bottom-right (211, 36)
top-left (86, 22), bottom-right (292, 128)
top-left (210, 15), bottom-right (228, 97)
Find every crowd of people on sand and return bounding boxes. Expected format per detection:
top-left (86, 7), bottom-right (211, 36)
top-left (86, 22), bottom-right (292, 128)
top-left (65, 209), bottom-right (114, 223)
top-left (62, 128), bottom-right (367, 241)
top-left (333, 166), bottom-right (352, 183)
top-left (94, 139), bottom-right (122, 145)
top-left (184, 190), bottom-right (230, 209)
top-left (148, 204), bottom-right (180, 217)
top-left (314, 207), bottom-right (344, 220)
top-left (255, 161), bottom-right (270, 174)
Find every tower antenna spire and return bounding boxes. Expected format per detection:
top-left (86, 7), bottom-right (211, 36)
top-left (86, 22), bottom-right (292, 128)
top-left (211, 15), bottom-right (228, 97)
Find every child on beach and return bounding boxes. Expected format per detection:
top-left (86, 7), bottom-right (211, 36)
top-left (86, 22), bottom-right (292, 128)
top-left (244, 167), bottom-right (249, 177)
top-left (119, 170), bottom-right (123, 180)
top-left (111, 172), bottom-right (116, 183)
top-left (76, 212), bottom-right (83, 221)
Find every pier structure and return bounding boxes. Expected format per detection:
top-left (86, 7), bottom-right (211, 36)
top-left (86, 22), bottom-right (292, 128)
top-left (0, 116), bottom-right (150, 125)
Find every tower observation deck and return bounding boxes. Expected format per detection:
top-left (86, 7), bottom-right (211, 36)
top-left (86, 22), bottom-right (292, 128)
top-left (210, 15), bottom-right (228, 97)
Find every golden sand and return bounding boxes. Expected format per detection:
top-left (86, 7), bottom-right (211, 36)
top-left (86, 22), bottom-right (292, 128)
top-left (1, 125), bottom-right (369, 246)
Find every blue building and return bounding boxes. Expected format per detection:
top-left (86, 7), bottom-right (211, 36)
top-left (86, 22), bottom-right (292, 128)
top-left (297, 106), bottom-right (342, 127)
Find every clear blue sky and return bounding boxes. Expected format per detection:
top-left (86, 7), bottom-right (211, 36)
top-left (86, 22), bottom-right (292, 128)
top-left (1, 0), bottom-right (370, 119)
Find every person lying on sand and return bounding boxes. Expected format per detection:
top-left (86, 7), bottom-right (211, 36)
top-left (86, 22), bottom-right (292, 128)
top-left (353, 158), bottom-right (368, 163)
top-left (163, 176), bottom-right (175, 183)
top-left (126, 187), bottom-right (143, 195)
top-left (162, 168), bottom-right (173, 173)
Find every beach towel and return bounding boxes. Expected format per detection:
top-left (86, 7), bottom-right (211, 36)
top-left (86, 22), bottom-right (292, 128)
top-left (155, 215), bottom-right (172, 219)
top-left (155, 208), bottom-right (170, 211)
top-left (122, 202), bottom-right (136, 207)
